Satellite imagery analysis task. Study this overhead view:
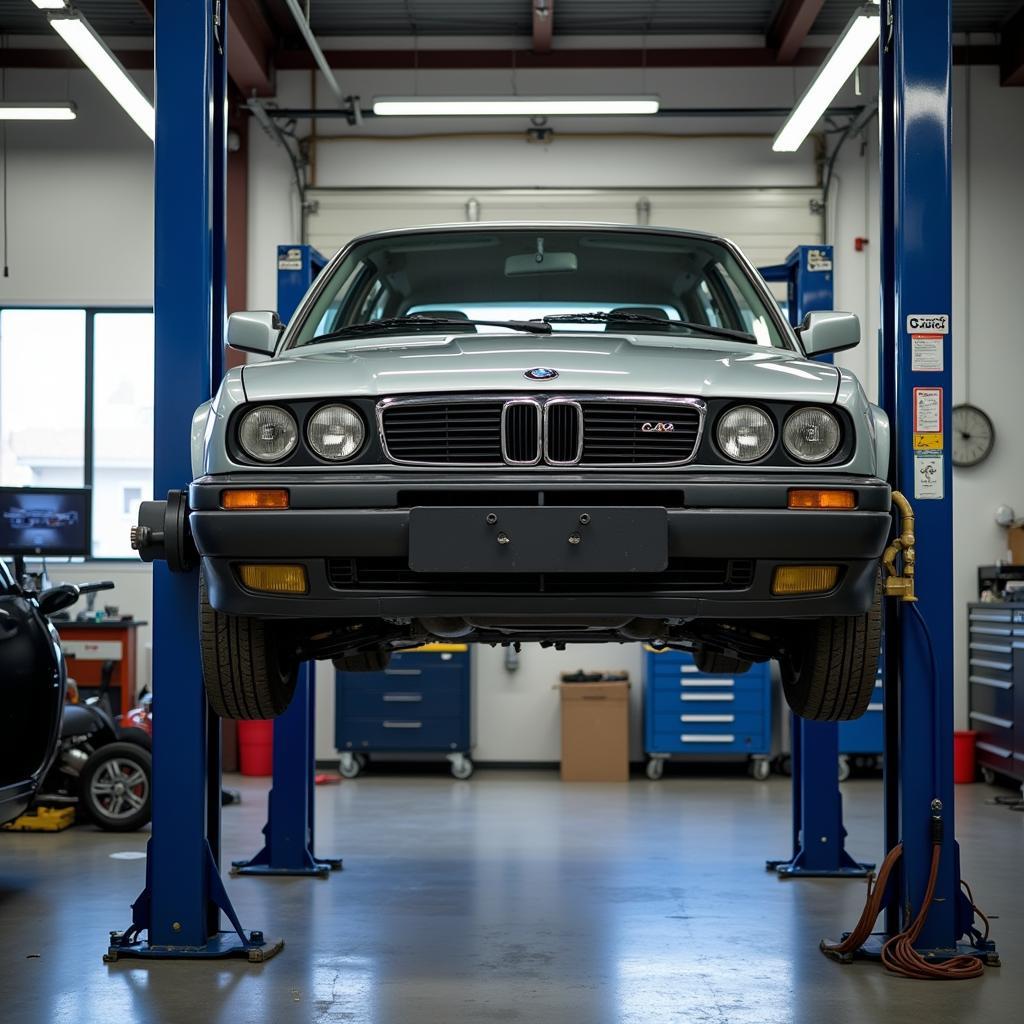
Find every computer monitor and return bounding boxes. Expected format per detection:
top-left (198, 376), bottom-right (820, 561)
top-left (0, 487), bottom-right (91, 558)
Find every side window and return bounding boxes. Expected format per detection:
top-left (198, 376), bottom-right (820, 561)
top-left (712, 263), bottom-right (757, 332)
top-left (693, 280), bottom-right (725, 327)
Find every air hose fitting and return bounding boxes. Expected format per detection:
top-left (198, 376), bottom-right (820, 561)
top-left (882, 490), bottom-right (916, 601)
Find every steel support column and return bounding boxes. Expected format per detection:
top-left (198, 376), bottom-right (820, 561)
top-left (106, 0), bottom-right (281, 962)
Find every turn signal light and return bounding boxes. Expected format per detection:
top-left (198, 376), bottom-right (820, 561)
top-left (788, 489), bottom-right (855, 510)
top-left (771, 565), bottom-right (839, 596)
top-left (221, 489), bottom-right (289, 509)
top-left (238, 564), bottom-right (308, 594)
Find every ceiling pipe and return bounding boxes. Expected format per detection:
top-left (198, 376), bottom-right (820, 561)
top-left (281, 0), bottom-right (344, 100)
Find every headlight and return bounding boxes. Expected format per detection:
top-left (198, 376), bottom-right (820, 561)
top-left (783, 407), bottom-right (841, 463)
top-left (307, 404), bottom-right (365, 460)
top-left (716, 405), bottom-right (775, 462)
top-left (238, 405), bottom-right (298, 462)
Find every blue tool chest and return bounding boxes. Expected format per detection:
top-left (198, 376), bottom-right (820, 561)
top-left (838, 662), bottom-right (884, 755)
top-left (643, 649), bottom-right (772, 770)
top-left (335, 645), bottom-right (472, 766)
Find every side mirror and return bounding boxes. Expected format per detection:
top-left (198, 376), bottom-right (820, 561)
top-left (227, 311), bottom-right (283, 356)
top-left (796, 311), bottom-right (860, 357)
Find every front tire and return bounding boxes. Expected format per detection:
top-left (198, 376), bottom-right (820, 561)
top-left (199, 574), bottom-right (298, 719)
top-left (779, 574), bottom-right (882, 722)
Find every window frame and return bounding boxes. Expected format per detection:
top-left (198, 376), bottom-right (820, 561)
top-left (0, 304), bottom-right (153, 562)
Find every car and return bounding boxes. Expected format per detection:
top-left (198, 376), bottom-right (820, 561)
top-left (133, 224), bottom-right (891, 724)
top-left (0, 560), bottom-right (68, 826)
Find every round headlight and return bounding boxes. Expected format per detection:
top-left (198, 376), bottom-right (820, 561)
top-left (238, 405), bottom-right (298, 462)
top-left (783, 407), bottom-right (841, 463)
top-left (716, 405), bottom-right (775, 462)
top-left (307, 404), bottom-right (365, 461)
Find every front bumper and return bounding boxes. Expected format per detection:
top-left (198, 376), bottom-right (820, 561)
top-left (190, 472), bottom-right (891, 620)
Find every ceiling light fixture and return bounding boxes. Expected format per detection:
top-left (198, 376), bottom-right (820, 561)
top-left (372, 96), bottom-right (661, 117)
top-left (30, 0), bottom-right (68, 9)
top-left (0, 102), bottom-right (77, 120)
top-left (772, 5), bottom-right (880, 153)
top-left (46, 10), bottom-right (154, 140)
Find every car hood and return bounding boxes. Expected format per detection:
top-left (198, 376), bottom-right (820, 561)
top-left (241, 333), bottom-right (840, 403)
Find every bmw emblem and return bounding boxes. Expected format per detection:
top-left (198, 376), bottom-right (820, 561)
top-left (524, 367), bottom-right (559, 381)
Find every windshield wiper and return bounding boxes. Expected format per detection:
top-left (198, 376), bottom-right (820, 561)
top-left (540, 311), bottom-right (756, 343)
top-left (311, 314), bottom-right (552, 343)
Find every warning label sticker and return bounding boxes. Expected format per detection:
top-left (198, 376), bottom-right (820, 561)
top-left (906, 314), bottom-right (949, 334)
top-left (913, 432), bottom-right (943, 450)
top-left (913, 387), bottom-right (943, 433)
top-left (914, 452), bottom-right (944, 500)
top-left (277, 247), bottom-right (303, 271)
top-left (807, 249), bottom-right (833, 272)
top-left (911, 334), bottom-right (944, 372)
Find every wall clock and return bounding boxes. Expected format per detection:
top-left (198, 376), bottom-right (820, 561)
top-left (951, 404), bottom-right (995, 467)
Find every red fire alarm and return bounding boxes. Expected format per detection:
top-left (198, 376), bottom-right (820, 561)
top-left (854, 237), bottom-right (869, 252)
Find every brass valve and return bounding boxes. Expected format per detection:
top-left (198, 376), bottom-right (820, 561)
top-left (882, 490), bottom-right (917, 601)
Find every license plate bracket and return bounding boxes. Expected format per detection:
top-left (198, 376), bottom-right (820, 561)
top-left (409, 506), bottom-right (668, 573)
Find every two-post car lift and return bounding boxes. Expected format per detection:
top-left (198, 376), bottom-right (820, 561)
top-left (104, 0), bottom-right (996, 969)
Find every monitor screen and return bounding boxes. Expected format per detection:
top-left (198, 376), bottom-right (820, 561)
top-left (0, 487), bottom-right (91, 557)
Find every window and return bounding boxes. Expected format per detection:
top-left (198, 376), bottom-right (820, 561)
top-left (0, 307), bottom-right (153, 559)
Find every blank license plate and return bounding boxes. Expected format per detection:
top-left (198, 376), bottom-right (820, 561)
top-left (409, 506), bottom-right (668, 573)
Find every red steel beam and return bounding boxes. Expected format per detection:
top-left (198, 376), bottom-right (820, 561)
top-left (768, 0), bottom-right (826, 64)
top-left (226, 0), bottom-right (275, 97)
top-left (1001, 4), bottom-right (1024, 85)
top-left (532, 0), bottom-right (554, 54)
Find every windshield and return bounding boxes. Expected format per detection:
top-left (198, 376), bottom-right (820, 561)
top-left (288, 228), bottom-right (789, 349)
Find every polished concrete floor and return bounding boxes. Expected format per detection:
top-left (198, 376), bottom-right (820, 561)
top-left (1, 769), bottom-right (1022, 1024)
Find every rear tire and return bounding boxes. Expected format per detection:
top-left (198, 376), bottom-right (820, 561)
top-left (780, 573), bottom-right (882, 722)
top-left (80, 742), bottom-right (152, 832)
top-left (199, 573), bottom-right (298, 720)
top-left (332, 650), bottom-right (391, 673)
top-left (693, 648), bottom-right (752, 675)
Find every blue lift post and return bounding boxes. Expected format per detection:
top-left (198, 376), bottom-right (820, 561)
top-left (106, 0), bottom-right (282, 961)
top-left (231, 246), bottom-right (341, 878)
top-left (864, 0), bottom-right (995, 961)
top-left (760, 246), bottom-right (873, 878)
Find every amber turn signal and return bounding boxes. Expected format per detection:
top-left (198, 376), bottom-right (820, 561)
top-left (771, 565), bottom-right (839, 596)
top-left (787, 489), bottom-right (855, 510)
top-left (237, 564), bottom-right (308, 594)
top-left (221, 489), bottom-right (289, 509)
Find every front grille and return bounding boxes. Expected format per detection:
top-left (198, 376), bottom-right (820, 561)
top-left (579, 401), bottom-right (701, 465)
top-left (381, 400), bottom-right (504, 464)
top-left (379, 395), bottom-right (704, 467)
top-left (501, 401), bottom-right (541, 464)
top-left (326, 557), bottom-right (753, 594)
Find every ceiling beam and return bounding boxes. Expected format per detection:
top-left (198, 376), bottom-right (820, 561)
top-left (135, 0), bottom-right (154, 16)
top-left (767, 0), bottom-right (826, 64)
top-left (532, 0), bottom-right (554, 54)
top-left (226, 0), bottom-right (276, 96)
top-left (1001, 4), bottom-right (1024, 85)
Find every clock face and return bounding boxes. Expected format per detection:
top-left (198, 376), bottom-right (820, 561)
top-left (952, 404), bottom-right (995, 467)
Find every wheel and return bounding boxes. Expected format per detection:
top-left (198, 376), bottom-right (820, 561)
top-left (199, 573), bottom-right (298, 719)
top-left (693, 648), bottom-right (752, 675)
top-left (79, 742), bottom-right (152, 832)
top-left (339, 753), bottom-right (362, 779)
top-left (981, 766), bottom-right (996, 785)
top-left (645, 758), bottom-right (665, 780)
top-left (749, 758), bottom-right (771, 781)
top-left (332, 650), bottom-right (392, 672)
top-left (779, 573), bottom-right (882, 722)
top-left (776, 753), bottom-right (793, 777)
top-left (450, 756), bottom-right (474, 780)
top-left (354, 753), bottom-right (368, 769)
top-left (837, 755), bottom-right (852, 782)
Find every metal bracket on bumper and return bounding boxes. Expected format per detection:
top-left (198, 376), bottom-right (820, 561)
top-left (130, 490), bottom-right (198, 572)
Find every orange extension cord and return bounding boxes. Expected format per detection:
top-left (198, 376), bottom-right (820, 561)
top-left (821, 842), bottom-right (987, 980)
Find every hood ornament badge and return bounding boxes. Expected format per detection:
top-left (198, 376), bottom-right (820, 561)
top-left (524, 367), bottom-right (558, 381)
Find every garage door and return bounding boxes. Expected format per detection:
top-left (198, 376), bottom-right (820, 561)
top-left (304, 187), bottom-right (823, 271)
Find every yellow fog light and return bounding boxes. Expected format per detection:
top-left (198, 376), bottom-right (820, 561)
top-left (238, 564), bottom-right (308, 594)
top-left (771, 565), bottom-right (839, 596)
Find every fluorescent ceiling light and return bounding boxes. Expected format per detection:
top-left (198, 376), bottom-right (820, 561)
top-left (47, 12), bottom-right (154, 140)
top-left (772, 6), bottom-right (880, 153)
top-left (372, 97), bottom-right (661, 117)
top-left (31, 1), bottom-right (68, 9)
top-left (0, 102), bottom-right (76, 120)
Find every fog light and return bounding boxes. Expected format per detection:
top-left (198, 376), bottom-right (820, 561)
top-left (788, 489), bottom-right (855, 510)
top-left (772, 565), bottom-right (839, 595)
top-left (238, 564), bottom-right (307, 594)
top-left (221, 489), bottom-right (290, 509)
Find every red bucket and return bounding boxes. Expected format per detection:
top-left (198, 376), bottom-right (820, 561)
top-left (238, 720), bottom-right (273, 776)
top-left (953, 730), bottom-right (977, 784)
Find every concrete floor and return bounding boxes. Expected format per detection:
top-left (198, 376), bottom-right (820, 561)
top-left (1, 770), bottom-right (1021, 1024)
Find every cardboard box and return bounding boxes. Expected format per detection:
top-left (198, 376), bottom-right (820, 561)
top-left (558, 680), bottom-right (630, 782)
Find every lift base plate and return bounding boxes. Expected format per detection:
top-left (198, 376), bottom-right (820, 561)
top-left (765, 858), bottom-right (874, 878)
top-left (104, 930), bottom-right (284, 963)
top-left (230, 856), bottom-right (343, 878)
top-left (821, 931), bottom-right (1000, 967)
